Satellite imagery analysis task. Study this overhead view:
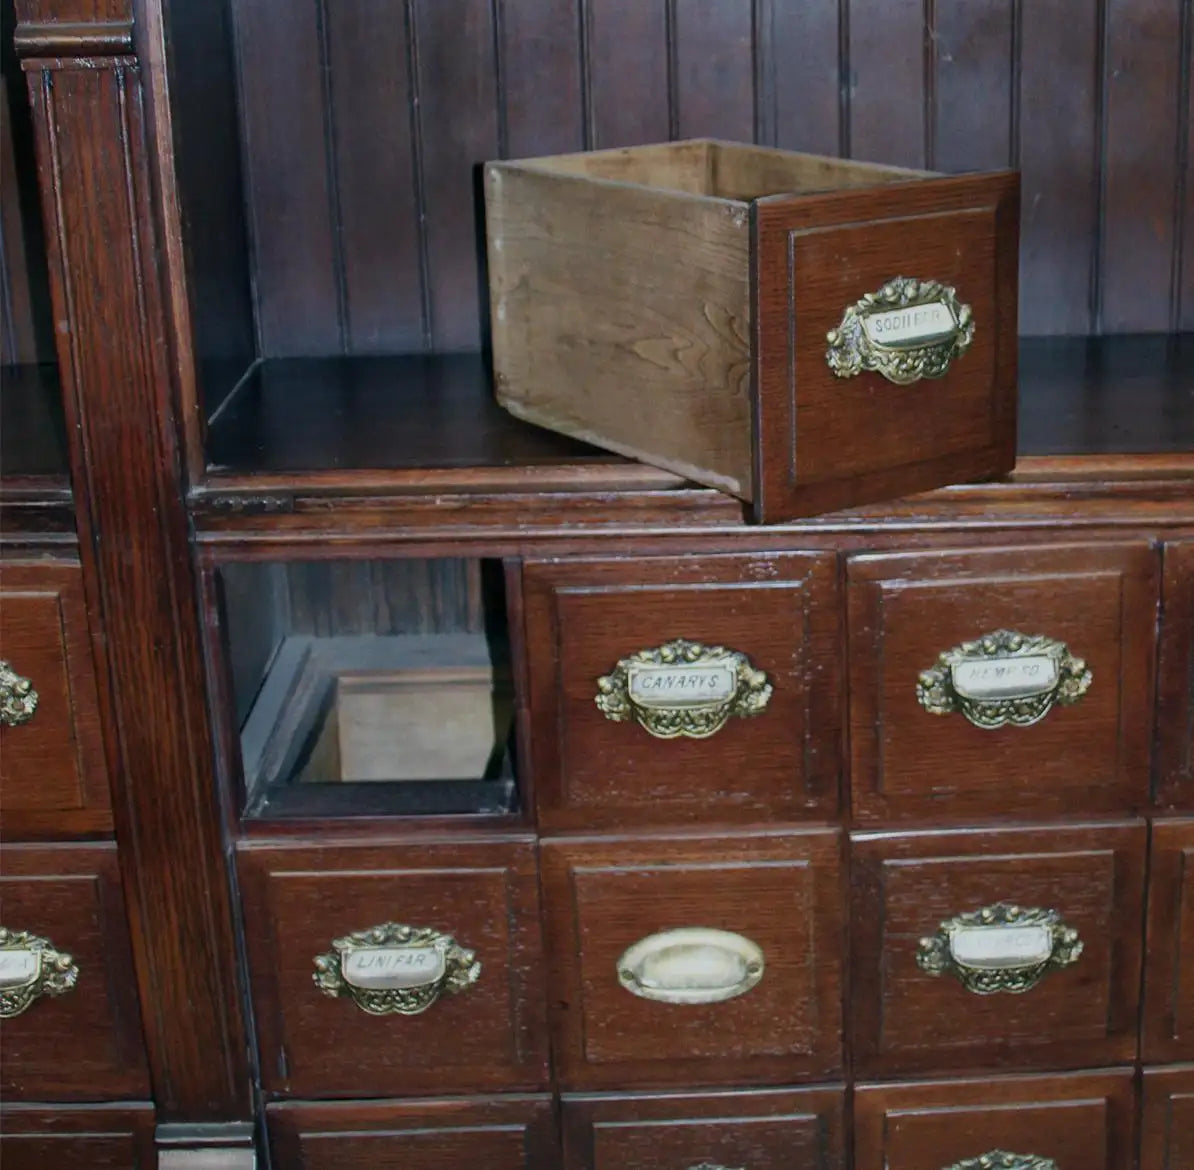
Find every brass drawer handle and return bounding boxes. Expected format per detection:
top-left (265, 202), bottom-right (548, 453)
top-left (0, 927), bottom-right (79, 1018)
top-left (943, 1155), bottom-right (1057, 1170)
top-left (618, 927), bottom-right (764, 1005)
top-left (917, 903), bottom-right (1082, 994)
top-left (0, 660), bottom-right (39, 727)
top-left (596, 639), bottom-right (772, 739)
top-left (313, 923), bottom-right (480, 1016)
top-left (826, 276), bottom-right (974, 384)
top-left (917, 629), bottom-right (1091, 729)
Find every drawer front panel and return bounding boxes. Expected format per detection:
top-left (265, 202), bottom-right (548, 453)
top-left (563, 1086), bottom-right (846, 1170)
top-left (850, 822), bottom-right (1146, 1077)
top-left (847, 543), bottom-right (1157, 822)
top-left (267, 1096), bottom-right (556, 1170)
top-left (854, 1069), bottom-right (1136, 1170)
top-left (0, 1104), bottom-right (156, 1170)
top-left (1142, 1065), bottom-right (1194, 1170)
top-left (754, 173), bottom-right (1018, 522)
top-left (0, 561), bottom-right (111, 833)
top-left (0, 844), bottom-right (150, 1100)
top-left (542, 829), bottom-right (843, 1089)
top-left (1157, 541), bottom-right (1193, 809)
top-left (238, 836), bottom-right (549, 1097)
top-left (1142, 818), bottom-right (1194, 1061)
top-left (522, 553), bottom-right (841, 828)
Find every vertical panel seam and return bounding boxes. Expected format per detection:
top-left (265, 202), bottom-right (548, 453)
top-left (1172, 0), bottom-right (1192, 328)
top-left (924, 0), bottom-right (937, 170)
top-left (404, 0), bottom-right (433, 350)
top-left (578, 0), bottom-right (593, 149)
top-left (1092, 0), bottom-right (1111, 333)
top-left (752, 0), bottom-right (775, 145)
top-left (314, 0), bottom-right (349, 353)
top-left (492, 0), bottom-right (509, 157)
top-left (839, 0), bottom-right (851, 156)
top-left (1010, 0), bottom-right (1022, 168)
top-left (665, 0), bottom-right (679, 139)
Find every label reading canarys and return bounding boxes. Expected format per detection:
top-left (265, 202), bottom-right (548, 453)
top-left (627, 659), bottom-right (738, 708)
top-left (862, 300), bottom-right (955, 347)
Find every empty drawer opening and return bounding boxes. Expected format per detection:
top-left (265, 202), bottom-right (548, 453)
top-left (216, 557), bottom-right (517, 820)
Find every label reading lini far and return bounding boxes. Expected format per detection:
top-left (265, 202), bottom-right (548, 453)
top-left (627, 660), bottom-right (737, 708)
top-left (862, 300), bottom-right (955, 347)
top-left (343, 946), bottom-right (444, 990)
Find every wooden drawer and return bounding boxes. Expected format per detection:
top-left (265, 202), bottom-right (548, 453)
top-left (847, 543), bottom-right (1158, 822)
top-left (237, 835), bottom-right (549, 1097)
top-left (488, 140), bottom-right (1019, 522)
top-left (0, 843), bottom-right (150, 1101)
top-left (562, 1086), bottom-right (846, 1170)
top-left (1142, 818), bottom-right (1194, 1062)
top-left (1142, 1065), bottom-right (1194, 1170)
top-left (267, 1095), bottom-right (556, 1169)
top-left (0, 560), bottom-right (111, 835)
top-left (1156, 541), bottom-right (1193, 809)
top-left (0, 1103), bottom-right (156, 1169)
top-left (521, 552), bottom-right (841, 829)
top-left (854, 1068), bottom-right (1136, 1170)
top-left (541, 828), bottom-right (844, 1090)
top-left (850, 821), bottom-right (1146, 1078)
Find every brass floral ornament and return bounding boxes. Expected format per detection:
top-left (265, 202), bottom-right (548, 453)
top-left (917, 903), bottom-right (1083, 995)
top-left (0, 927), bottom-right (79, 1018)
top-left (917, 629), bottom-right (1092, 729)
top-left (941, 1154), bottom-right (1057, 1170)
top-left (826, 276), bottom-right (974, 384)
top-left (595, 639), bottom-right (772, 739)
top-left (313, 923), bottom-right (480, 1016)
top-left (0, 660), bottom-right (38, 727)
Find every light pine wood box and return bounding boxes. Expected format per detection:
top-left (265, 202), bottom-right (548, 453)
top-left (484, 139), bottom-right (1020, 522)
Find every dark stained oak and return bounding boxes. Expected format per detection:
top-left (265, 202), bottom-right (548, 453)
top-left (1142, 818), bottom-right (1194, 1062)
top-left (854, 1068), bottom-right (1137, 1170)
top-left (0, 842), bottom-right (151, 1101)
top-left (0, 1102), bottom-right (156, 1170)
top-left (521, 551), bottom-right (841, 829)
top-left (540, 827), bottom-right (844, 1091)
top-left (846, 542), bottom-right (1159, 824)
top-left (266, 1095), bottom-right (558, 1170)
top-left (1141, 1065), bottom-right (1194, 1170)
top-left (849, 821), bottom-right (1147, 1078)
top-left (1156, 540), bottom-right (1194, 809)
top-left (562, 1085), bottom-right (847, 1170)
top-left (237, 834), bottom-right (549, 1099)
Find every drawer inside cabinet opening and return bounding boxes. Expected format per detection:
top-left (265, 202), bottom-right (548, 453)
top-left (217, 558), bottom-right (517, 819)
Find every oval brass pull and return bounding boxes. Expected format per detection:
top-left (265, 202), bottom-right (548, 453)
top-left (942, 1154), bottom-right (1058, 1170)
top-left (916, 903), bottom-right (1082, 994)
top-left (0, 927), bottom-right (79, 1018)
top-left (917, 629), bottom-right (1091, 729)
top-left (0, 660), bottom-right (38, 727)
top-left (617, 927), bottom-right (764, 1005)
top-left (596, 639), bottom-right (771, 739)
top-left (826, 276), bottom-right (973, 384)
top-left (313, 923), bottom-right (480, 1016)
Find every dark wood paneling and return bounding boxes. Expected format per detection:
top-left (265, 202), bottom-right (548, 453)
top-left (671, 0), bottom-right (754, 142)
top-left (1142, 818), bottom-right (1194, 1061)
top-left (848, 0), bottom-right (926, 167)
top-left (0, 1103), bottom-right (156, 1170)
top-left (1141, 1064), bottom-right (1194, 1170)
top-left (584, 0), bottom-right (670, 148)
top-left (501, 0), bottom-right (584, 156)
top-left (1157, 540), bottom-right (1194, 809)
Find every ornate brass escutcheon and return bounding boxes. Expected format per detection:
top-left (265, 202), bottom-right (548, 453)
top-left (595, 639), bottom-right (771, 739)
top-left (916, 903), bottom-right (1083, 995)
top-left (917, 629), bottom-right (1092, 729)
top-left (0, 927), bottom-right (79, 1018)
top-left (0, 660), bottom-right (38, 727)
top-left (941, 1154), bottom-right (1058, 1170)
top-left (826, 276), bottom-right (973, 384)
top-left (313, 923), bottom-right (480, 1016)
top-left (617, 927), bottom-right (765, 1005)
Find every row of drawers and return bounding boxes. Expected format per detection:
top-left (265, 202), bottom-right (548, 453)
top-left (6, 1067), bottom-right (1185, 1169)
top-left (11, 820), bottom-right (1184, 1104)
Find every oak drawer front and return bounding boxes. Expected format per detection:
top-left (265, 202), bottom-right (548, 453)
top-left (267, 1095), bottom-right (556, 1169)
top-left (522, 553), bottom-right (841, 829)
top-left (563, 1086), bottom-right (846, 1170)
top-left (541, 829), bottom-right (844, 1090)
top-left (237, 836), bottom-right (549, 1097)
top-left (847, 543), bottom-right (1157, 822)
top-left (0, 843), bottom-right (150, 1101)
top-left (1142, 1065), bottom-right (1194, 1170)
top-left (854, 1069), bottom-right (1136, 1170)
top-left (850, 822), bottom-right (1146, 1078)
top-left (1142, 819), bottom-right (1194, 1061)
top-left (1156, 541), bottom-right (1193, 809)
top-left (0, 561), bottom-right (111, 833)
top-left (0, 1103), bottom-right (156, 1170)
